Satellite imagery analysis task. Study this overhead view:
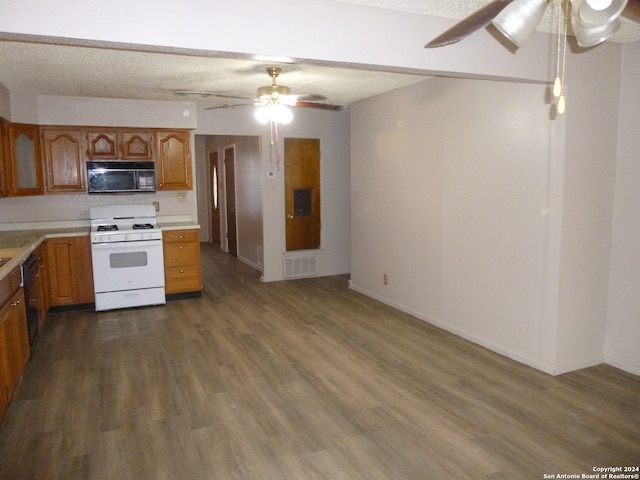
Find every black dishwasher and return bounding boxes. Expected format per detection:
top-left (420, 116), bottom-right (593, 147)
top-left (21, 253), bottom-right (40, 350)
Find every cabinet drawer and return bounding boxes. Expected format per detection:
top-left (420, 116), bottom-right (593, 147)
top-left (165, 266), bottom-right (201, 294)
top-left (163, 229), bottom-right (199, 243)
top-left (163, 243), bottom-right (200, 268)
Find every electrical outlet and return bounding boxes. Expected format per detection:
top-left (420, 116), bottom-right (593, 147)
top-left (153, 201), bottom-right (160, 212)
top-left (383, 274), bottom-right (388, 285)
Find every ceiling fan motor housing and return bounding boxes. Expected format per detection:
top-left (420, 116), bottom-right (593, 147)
top-left (257, 84), bottom-right (292, 100)
top-left (257, 66), bottom-right (292, 101)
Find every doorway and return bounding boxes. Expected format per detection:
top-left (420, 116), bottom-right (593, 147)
top-left (209, 151), bottom-right (221, 246)
top-left (284, 138), bottom-right (321, 251)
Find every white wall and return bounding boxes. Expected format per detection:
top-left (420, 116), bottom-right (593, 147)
top-left (351, 40), bottom-right (640, 375)
top-left (351, 76), bottom-right (557, 372)
top-left (554, 43), bottom-right (621, 373)
top-left (606, 41), bottom-right (640, 373)
top-left (195, 104), bottom-right (351, 281)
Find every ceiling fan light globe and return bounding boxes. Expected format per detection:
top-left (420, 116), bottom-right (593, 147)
top-left (576, 0), bottom-right (627, 25)
top-left (586, 0), bottom-right (613, 10)
top-left (254, 106), bottom-right (270, 124)
top-left (491, 0), bottom-right (551, 47)
top-left (273, 104), bottom-right (294, 125)
top-left (571, 13), bottom-right (621, 46)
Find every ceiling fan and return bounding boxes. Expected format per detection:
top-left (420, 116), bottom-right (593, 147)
top-left (425, 0), bottom-right (640, 49)
top-left (204, 67), bottom-right (344, 115)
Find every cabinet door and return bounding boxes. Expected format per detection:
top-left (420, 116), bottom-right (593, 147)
top-left (46, 237), bottom-right (94, 306)
top-left (0, 290), bottom-right (29, 401)
top-left (42, 128), bottom-right (86, 193)
top-left (86, 130), bottom-right (118, 159)
top-left (155, 130), bottom-right (192, 190)
top-left (5, 123), bottom-right (44, 196)
top-left (121, 130), bottom-right (153, 160)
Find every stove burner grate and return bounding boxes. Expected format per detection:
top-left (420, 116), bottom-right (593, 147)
top-left (133, 223), bottom-right (155, 230)
top-left (97, 225), bottom-right (118, 232)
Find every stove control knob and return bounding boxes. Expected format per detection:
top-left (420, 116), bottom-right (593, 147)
top-left (125, 234), bottom-right (131, 241)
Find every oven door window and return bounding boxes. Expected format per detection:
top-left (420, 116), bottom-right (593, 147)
top-left (110, 251), bottom-right (147, 269)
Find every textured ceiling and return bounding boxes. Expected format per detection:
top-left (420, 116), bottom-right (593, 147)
top-left (0, 1), bottom-right (638, 110)
top-left (338, 0), bottom-right (640, 42)
top-left (0, 41), bottom-right (427, 108)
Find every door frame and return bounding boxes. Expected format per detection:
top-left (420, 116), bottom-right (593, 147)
top-left (223, 144), bottom-right (238, 256)
top-left (209, 150), bottom-right (222, 246)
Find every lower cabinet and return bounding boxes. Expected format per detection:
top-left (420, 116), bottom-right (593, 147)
top-left (0, 266), bottom-right (30, 423)
top-left (46, 236), bottom-right (94, 306)
top-left (163, 229), bottom-right (202, 296)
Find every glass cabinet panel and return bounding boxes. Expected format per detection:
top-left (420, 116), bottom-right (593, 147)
top-left (15, 133), bottom-right (37, 189)
top-left (7, 123), bottom-right (43, 196)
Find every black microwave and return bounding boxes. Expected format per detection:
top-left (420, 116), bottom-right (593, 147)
top-left (87, 161), bottom-right (156, 194)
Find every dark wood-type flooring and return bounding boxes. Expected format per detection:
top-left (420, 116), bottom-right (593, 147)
top-left (1, 244), bottom-right (639, 479)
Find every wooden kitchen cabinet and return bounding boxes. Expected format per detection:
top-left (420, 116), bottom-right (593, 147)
top-left (41, 127), bottom-right (86, 193)
top-left (86, 130), bottom-right (118, 159)
top-left (0, 266), bottom-right (30, 422)
top-left (155, 130), bottom-right (192, 190)
top-left (46, 236), bottom-right (94, 307)
top-left (120, 129), bottom-right (153, 160)
top-left (163, 229), bottom-right (202, 295)
top-left (4, 123), bottom-right (44, 196)
top-left (86, 128), bottom-right (153, 160)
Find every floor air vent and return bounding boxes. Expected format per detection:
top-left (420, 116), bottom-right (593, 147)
top-left (283, 254), bottom-right (319, 279)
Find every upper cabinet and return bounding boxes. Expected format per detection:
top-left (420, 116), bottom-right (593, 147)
top-left (4, 123), bottom-right (44, 196)
top-left (86, 130), bottom-right (118, 160)
top-left (87, 129), bottom-right (153, 160)
top-left (155, 130), bottom-right (192, 191)
top-left (41, 127), bottom-right (86, 193)
top-left (0, 123), bottom-right (193, 197)
top-left (121, 130), bottom-right (153, 160)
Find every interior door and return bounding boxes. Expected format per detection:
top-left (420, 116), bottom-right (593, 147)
top-left (224, 146), bottom-right (237, 256)
top-left (285, 138), bottom-right (321, 251)
top-left (209, 151), bottom-right (221, 246)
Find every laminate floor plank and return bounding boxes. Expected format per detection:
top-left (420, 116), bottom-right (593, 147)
top-left (1, 244), bottom-right (639, 479)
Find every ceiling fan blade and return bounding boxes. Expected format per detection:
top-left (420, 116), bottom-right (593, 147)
top-left (294, 101), bottom-right (344, 111)
top-left (291, 93), bottom-right (328, 102)
top-left (624, 0), bottom-right (640, 22)
top-left (204, 103), bottom-right (253, 111)
top-left (209, 93), bottom-right (254, 101)
top-left (425, 0), bottom-right (514, 48)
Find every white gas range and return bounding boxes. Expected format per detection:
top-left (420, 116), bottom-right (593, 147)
top-left (89, 204), bottom-right (165, 311)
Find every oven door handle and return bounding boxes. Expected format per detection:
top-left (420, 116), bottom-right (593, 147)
top-left (92, 240), bottom-right (163, 250)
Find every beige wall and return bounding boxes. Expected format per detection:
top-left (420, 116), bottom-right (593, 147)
top-left (195, 105), bottom-right (351, 282)
top-left (350, 40), bottom-right (638, 375)
top-left (606, 41), bottom-right (640, 372)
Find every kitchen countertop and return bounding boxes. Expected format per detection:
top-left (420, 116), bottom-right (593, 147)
top-left (0, 223), bottom-right (200, 282)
